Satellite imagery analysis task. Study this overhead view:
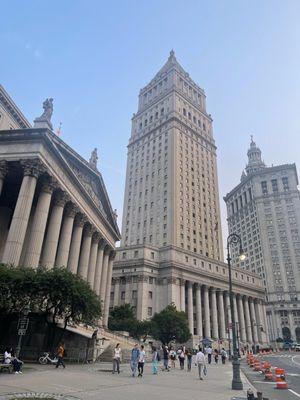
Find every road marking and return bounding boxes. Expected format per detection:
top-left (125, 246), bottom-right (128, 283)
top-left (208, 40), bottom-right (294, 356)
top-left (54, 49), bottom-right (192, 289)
top-left (252, 381), bottom-right (276, 385)
top-left (288, 389), bottom-right (300, 398)
top-left (292, 356), bottom-right (300, 367)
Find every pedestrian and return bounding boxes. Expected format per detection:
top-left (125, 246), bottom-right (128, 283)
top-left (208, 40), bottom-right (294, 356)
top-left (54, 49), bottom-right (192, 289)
top-left (11, 350), bottom-right (23, 374)
top-left (4, 347), bottom-right (12, 365)
top-left (152, 346), bottom-right (159, 375)
top-left (214, 349), bottom-right (219, 364)
top-left (138, 345), bottom-right (146, 377)
top-left (163, 345), bottom-right (169, 371)
top-left (169, 347), bottom-right (176, 368)
top-left (130, 343), bottom-right (140, 377)
top-left (196, 347), bottom-right (206, 380)
top-left (206, 346), bottom-right (212, 364)
top-left (186, 348), bottom-right (193, 371)
top-left (56, 342), bottom-right (66, 369)
top-left (221, 348), bottom-right (227, 364)
top-left (112, 343), bottom-right (121, 374)
top-left (177, 346), bottom-right (185, 370)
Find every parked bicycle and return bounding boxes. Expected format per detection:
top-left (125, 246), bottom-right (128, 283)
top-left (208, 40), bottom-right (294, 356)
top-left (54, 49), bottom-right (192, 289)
top-left (38, 352), bottom-right (58, 365)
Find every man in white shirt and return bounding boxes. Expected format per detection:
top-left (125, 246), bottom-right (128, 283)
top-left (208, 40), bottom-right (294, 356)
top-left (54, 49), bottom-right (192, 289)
top-left (206, 346), bottom-right (212, 364)
top-left (196, 348), bottom-right (206, 380)
top-left (138, 345), bottom-right (146, 377)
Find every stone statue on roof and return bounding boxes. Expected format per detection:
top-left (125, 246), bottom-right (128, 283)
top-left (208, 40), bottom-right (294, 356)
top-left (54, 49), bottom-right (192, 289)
top-left (89, 148), bottom-right (98, 170)
top-left (34, 98), bottom-right (54, 130)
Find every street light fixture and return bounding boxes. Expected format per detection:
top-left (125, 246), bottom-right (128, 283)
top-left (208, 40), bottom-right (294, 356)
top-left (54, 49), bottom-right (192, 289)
top-left (227, 232), bottom-right (245, 390)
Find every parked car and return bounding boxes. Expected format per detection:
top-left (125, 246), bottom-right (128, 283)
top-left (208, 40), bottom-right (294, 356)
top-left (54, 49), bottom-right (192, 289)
top-left (295, 344), bottom-right (300, 352)
top-left (283, 342), bottom-right (292, 350)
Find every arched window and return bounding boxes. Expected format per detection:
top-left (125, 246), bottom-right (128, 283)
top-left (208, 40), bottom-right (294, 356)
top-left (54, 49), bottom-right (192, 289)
top-left (282, 326), bottom-right (291, 341)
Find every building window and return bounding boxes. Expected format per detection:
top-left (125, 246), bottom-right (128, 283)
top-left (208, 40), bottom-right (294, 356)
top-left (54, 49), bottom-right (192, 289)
top-left (110, 292), bottom-right (114, 300)
top-left (261, 181), bottom-right (268, 195)
top-left (121, 291), bottom-right (125, 300)
top-left (149, 277), bottom-right (154, 284)
top-left (148, 291), bottom-right (153, 299)
top-left (134, 250), bottom-right (138, 258)
top-left (151, 252), bottom-right (155, 260)
top-left (282, 177), bottom-right (289, 191)
top-left (271, 179), bottom-right (278, 193)
top-left (122, 252), bottom-right (126, 259)
top-left (148, 307), bottom-right (153, 317)
top-left (132, 290), bottom-right (137, 299)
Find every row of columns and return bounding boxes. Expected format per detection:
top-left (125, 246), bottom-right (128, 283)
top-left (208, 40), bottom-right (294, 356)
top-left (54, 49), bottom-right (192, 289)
top-left (182, 280), bottom-right (267, 345)
top-left (0, 159), bottom-right (115, 327)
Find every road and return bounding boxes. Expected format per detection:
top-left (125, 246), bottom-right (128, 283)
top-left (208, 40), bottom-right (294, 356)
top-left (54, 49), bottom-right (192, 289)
top-left (242, 352), bottom-right (300, 400)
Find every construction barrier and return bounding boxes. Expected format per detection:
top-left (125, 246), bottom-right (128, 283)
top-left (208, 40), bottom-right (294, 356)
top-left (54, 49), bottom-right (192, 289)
top-left (276, 375), bottom-right (288, 389)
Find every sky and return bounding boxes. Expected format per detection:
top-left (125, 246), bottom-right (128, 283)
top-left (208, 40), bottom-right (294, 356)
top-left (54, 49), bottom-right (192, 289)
top-left (1, 0), bottom-right (300, 249)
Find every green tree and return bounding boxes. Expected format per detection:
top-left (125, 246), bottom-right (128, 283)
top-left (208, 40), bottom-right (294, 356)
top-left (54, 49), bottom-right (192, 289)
top-left (150, 303), bottom-right (191, 344)
top-left (0, 264), bottom-right (102, 348)
top-left (108, 304), bottom-right (150, 340)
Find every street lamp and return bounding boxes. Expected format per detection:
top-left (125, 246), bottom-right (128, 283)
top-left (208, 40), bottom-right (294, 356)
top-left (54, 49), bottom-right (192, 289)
top-left (227, 233), bottom-right (246, 390)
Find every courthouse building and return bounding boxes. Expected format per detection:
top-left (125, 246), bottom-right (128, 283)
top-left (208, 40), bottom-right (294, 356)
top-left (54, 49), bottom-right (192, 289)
top-left (112, 52), bottom-right (269, 346)
top-left (224, 139), bottom-right (300, 342)
top-left (0, 93), bottom-right (120, 328)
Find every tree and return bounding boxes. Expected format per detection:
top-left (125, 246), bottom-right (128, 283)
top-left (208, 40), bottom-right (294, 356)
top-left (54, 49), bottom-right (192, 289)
top-left (0, 264), bottom-right (102, 348)
top-left (150, 303), bottom-right (191, 344)
top-left (108, 304), bottom-right (150, 339)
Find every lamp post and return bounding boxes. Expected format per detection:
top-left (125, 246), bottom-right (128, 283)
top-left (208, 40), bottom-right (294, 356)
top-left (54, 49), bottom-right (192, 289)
top-left (227, 233), bottom-right (245, 390)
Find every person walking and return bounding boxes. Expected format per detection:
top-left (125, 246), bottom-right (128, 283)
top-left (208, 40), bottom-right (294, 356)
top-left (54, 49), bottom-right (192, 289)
top-left (206, 346), bottom-right (212, 364)
top-left (112, 343), bottom-right (121, 374)
top-left (214, 349), bottom-right (219, 364)
top-left (56, 342), bottom-right (66, 369)
top-left (178, 346), bottom-right (185, 370)
top-left (169, 347), bottom-right (176, 368)
top-left (130, 343), bottom-right (140, 377)
top-left (186, 348), bottom-right (193, 372)
top-left (152, 346), bottom-right (159, 375)
top-left (221, 348), bottom-right (227, 365)
top-left (196, 347), bottom-right (206, 380)
top-left (163, 345), bottom-right (169, 371)
top-left (138, 345), bottom-right (146, 377)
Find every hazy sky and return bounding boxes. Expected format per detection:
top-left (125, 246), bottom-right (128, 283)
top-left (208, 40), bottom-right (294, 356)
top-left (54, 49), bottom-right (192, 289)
top-left (1, 0), bottom-right (300, 249)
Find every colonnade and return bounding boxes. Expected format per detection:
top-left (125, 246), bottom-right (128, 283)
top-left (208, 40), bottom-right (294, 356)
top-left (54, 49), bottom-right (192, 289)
top-left (0, 159), bottom-right (115, 327)
top-left (181, 280), bottom-right (267, 345)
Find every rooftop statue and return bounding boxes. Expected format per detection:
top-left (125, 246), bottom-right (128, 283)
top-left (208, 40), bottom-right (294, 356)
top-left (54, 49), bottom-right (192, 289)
top-left (89, 148), bottom-right (98, 170)
top-left (34, 98), bottom-right (54, 130)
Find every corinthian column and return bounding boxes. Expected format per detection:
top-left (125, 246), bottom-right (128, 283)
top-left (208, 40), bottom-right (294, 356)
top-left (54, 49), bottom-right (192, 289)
top-left (113, 278), bottom-right (120, 306)
top-left (195, 284), bottom-right (203, 338)
top-left (93, 240), bottom-right (105, 295)
top-left (2, 160), bottom-right (43, 266)
top-left (23, 178), bottom-right (55, 267)
top-left (87, 232), bottom-right (100, 287)
top-left (55, 203), bottom-right (77, 267)
top-left (218, 291), bottom-right (226, 340)
top-left (211, 288), bottom-right (218, 339)
top-left (0, 160), bottom-right (8, 197)
top-left (244, 297), bottom-right (253, 344)
top-left (180, 280), bottom-right (186, 312)
top-left (187, 281), bottom-right (194, 335)
top-left (77, 224), bottom-right (93, 280)
top-left (103, 251), bottom-right (116, 327)
top-left (99, 247), bottom-right (110, 303)
top-left (203, 286), bottom-right (210, 338)
top-left (67, 214), bottom-right (85, 273)
top-left (41, 191), bottom-right (68, 269)
top-left (249, 298), bottom-right (258, 344)
top-left (237, 295), bottom-right (246, 342)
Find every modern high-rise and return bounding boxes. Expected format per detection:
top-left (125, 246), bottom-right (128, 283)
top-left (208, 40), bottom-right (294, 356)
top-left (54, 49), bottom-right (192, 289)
top-left (224, 138), bottom-right (300, 342)
top-left (112, 53), bottom-right (269, 346)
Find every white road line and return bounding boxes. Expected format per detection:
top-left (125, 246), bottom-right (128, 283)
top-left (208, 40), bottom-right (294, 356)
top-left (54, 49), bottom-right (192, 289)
top-left (288, 389), bottom-right (300, 398)
top-left (292, 356), bottom-right (300, 367)
top-left (252, 381), bottom-right (276, 385)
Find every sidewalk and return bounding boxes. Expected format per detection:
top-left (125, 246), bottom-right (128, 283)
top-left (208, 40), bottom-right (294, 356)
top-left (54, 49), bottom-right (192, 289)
top-left (0, 361), bottom-right (253, 400)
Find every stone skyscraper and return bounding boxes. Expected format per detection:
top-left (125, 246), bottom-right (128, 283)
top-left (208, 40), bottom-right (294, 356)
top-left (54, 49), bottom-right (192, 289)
top-left (112, 53), bottom-right (268, 346)
top-left (224, 138), bottom-right (300, 343)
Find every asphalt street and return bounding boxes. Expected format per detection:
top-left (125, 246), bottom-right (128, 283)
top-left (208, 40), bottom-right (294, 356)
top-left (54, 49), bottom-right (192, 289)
top-left (242, 352), bottom-right (300, 400)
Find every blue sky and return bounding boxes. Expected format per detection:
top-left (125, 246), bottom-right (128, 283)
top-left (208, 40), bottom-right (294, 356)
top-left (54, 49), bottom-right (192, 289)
top-left (1, 0), bottom-right (300, 247)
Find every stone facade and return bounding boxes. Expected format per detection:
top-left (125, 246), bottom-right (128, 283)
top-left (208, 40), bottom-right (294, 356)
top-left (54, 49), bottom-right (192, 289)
top-left (224, 139), bottom-right (300, 342)
top-left (0, 128), bottom-right (120, 328)
top-left (112, 52), bottom-right (269, 346)
top-left (0, 85), bottom-right (31, 130)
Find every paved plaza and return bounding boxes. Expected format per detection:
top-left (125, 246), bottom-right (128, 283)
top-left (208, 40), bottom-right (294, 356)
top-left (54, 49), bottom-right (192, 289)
top-left (0, 362), bottom-right (253, 400)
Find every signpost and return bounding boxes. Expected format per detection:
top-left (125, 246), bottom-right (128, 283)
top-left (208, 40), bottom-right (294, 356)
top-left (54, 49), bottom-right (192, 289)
top-left (16, 305), bottom-right (30, 358)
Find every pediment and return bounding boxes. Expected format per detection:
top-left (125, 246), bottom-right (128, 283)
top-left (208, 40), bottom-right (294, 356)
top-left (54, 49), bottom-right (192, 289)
top-left (48, 134), bottom-right (119, 234)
